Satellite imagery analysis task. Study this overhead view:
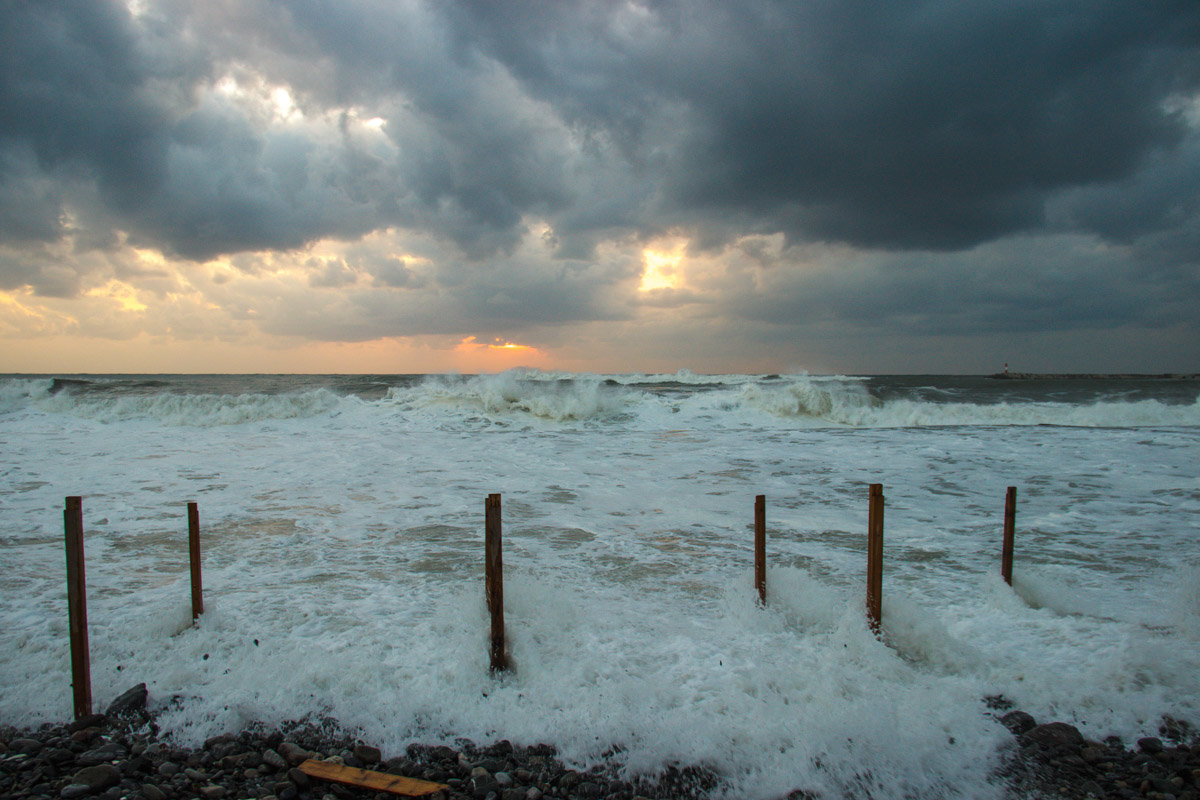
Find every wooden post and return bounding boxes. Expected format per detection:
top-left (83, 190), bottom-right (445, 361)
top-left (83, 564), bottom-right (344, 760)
top-left (188, 502), bottom-right (204, 620)
top-left (64, 496), bottom-right (92, 720)
top-left (754, 494), bottom-right (766, 606)
top-left (1001, 486), bottom-right (1017, 586)
top-left (866, 483), bottom-right (884, 634)
top-left (485, 493), bottom-right (507, 672)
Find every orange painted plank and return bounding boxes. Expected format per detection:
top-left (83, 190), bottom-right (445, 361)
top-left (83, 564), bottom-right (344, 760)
top-left (299, 758), bottom-right (448, 797)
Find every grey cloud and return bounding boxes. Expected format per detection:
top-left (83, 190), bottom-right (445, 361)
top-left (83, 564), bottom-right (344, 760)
top-left (6, 0), bottom-right (1198, 265)
top-left (454, 0), bottom-right (1200, 249)
top-left (720, 234), bottom-right (1197, 339)
top-left (1, 0), bottom-right (1198, 359)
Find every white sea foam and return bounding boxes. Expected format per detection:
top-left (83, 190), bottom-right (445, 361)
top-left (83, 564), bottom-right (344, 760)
top-left (1, 373), bottom-right (1198, 798)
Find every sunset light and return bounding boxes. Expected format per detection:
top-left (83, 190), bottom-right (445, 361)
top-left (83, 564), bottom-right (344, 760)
top-left (639, 242), bottom-right (686, 291)
top-left (87, 280), bottom-right (148, 313)
top-left (453, 335), bottom-right (546, 371)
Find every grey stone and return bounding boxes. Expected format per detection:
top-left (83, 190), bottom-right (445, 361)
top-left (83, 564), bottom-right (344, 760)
top-left (495, 771), bottom-right (513, 787)
top-left (526, 789), bottom-right (543, 800)
top-left (43, 747), bottom-right (75, 764)
top-left (287, 766), bottom-right (311, 790)
top-left (1000, 710), bottom-right (1037, 735)
top-left (199, 785), bottom-right (227, 799)
top-left (576, 781), bottom-right (602, 798)
top-left (77, 743), bottom-right (128, 767)
top-left (60, 784), bottom-right (91, 799)
top-left (278, 742), bottom-right (311, 766)
top-left (10, 738), bottom-right (43, 755)
top-left (261, 748), bottom-right (288, 771)
top-left (156, 761), bottom-right (179, 777)
top-left (1021, 722), bottom-right (1085, 751)
top-left (141, 785), bottom-right (166, 800)
top-left (71, 764), bottom-right (121, 792)
top-left (1139, 737), bottom-right (1165, 754)
top-left (352, 744), bottom-right (381, 765)
top-left (103, 684), bottom-right (148, 717)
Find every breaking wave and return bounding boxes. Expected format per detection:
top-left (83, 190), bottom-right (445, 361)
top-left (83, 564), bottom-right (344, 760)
top-left (20, 385), bottom-right (346, 426)
top-left (2, 372), bottom-right (1198, 429)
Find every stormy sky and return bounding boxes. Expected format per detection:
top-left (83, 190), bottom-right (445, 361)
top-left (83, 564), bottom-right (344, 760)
top-left (1, 0), bottom-right (1198, 373)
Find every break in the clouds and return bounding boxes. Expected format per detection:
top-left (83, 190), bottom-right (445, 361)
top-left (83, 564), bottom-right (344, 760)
top-left (1, 0), bottom-right (1199, 372)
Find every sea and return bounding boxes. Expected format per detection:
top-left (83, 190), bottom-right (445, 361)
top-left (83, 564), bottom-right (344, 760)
top-left (1, 371), bottom-right (1199, 798)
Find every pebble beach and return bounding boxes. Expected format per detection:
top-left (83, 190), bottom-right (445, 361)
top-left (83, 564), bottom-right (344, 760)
top-left (2, 684), bottom-right (1199, 800)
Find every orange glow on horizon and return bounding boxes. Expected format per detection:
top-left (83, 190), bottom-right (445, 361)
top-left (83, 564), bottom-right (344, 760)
top-left (452, 336), bottom-right (547, 371)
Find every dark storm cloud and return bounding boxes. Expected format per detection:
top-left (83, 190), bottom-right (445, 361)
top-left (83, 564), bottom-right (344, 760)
top-left (5, 0), bottom-right (1194, 266)
top-left (1, 0), bottom-right (1198, 359)
top-left (452, 0), bottom-right (1200, 250)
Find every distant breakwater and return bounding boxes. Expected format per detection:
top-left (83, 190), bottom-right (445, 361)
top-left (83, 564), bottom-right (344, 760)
top-left (989, 372), bottom-right (1200, 380)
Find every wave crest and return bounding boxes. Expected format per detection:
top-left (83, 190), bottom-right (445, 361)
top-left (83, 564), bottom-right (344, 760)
top-left (391, 371), bottom-right (634, 423)
top-left (35, 387), bottom-right (345, 426)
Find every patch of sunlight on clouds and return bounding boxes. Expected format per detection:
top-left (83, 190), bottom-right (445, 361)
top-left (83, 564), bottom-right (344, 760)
top-left (639, 239), bottom-right (687, 291)
top-left (86, 280), bottom-right (148, 313)
top-left (0, 290), bottom-right (77, 335)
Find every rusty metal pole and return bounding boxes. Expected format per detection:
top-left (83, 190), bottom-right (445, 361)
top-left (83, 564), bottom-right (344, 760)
top-left (64, 496), bottom-right (92, 719)
top-left (754, 494), bottom-right (766, 606)
top-left (485, 493), bottom-right (507, 672)
top-left (866, 484), bottom-right (884, 635)
top-left (1001, 486), bottom-right (1017, 586)
top-left (188, 502), bottom-right (204, 620)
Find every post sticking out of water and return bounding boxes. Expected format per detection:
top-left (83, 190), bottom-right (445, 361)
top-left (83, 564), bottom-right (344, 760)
top-left (1001, 486), bottom-right (1017, 586)
top-left (64, 496), bottom-right (92, 720)
top-left (754, 494), bottom-right (766, 606)
top-left (866, 483), bottom-right (884, 635)
top-left (188, 502), bottom-right (204, 620)
top-left (485, 493), bottom-right (507, 672)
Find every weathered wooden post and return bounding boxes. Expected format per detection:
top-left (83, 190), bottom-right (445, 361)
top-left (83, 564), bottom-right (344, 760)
top-left (866, 483), bottom-right (884, 634)
top-left (188, 502), bottom-right (204, 620)
top-left (754, 494), bottom-right (766, 606)
top-left (1001, 486), bottom-right (1016, 586)
top-left (485, 493), bottom-right (507, 672)
top-left (64, 496), bottom-right (92, 719)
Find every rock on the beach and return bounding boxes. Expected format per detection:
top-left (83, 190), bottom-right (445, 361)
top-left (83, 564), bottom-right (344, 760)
top-left (1138, 736), bottom-right (1165, 754)
top-left (287, 766), bottom-right (311, 790)
top-left (1000, 710), bottom-right (1037, 735)
top-left (77, 742), bottom-right (128, 766)
top-left (278, 742), bottom-right (311, 766)
top-left (103, 684), bottom-right (148, 718)
top-left (261, 748), bottom-right (288, 771)
top-left (352, 744), bottom-right (381, 765)
top-left (9, 738), bottom-right (43, 755)
top-left (71, 764), bottom-right (121, 792)
top-left (1021, 722), bottom-right (1085, 750)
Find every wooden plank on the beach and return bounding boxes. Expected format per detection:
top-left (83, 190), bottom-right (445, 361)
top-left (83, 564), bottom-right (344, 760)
top-left (298, 759), bottom-right (448, 797)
